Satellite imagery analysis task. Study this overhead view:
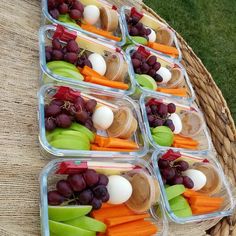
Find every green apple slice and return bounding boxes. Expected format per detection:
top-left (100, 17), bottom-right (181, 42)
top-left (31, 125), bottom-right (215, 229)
top-left (135, 74), bottom-right (157, 90)
top-left (169, 195), bottom-right (190, 211)
top-left (48, 206), bottom-right (92, 222)
top-left (165, 185), bottom-right (185, 201)
top-left (47, 61), bottom-right (78, 71)
top-left (69, 123), bottom-right (95, 143)
top-left (49, 137), bottom-right (90, 150)
top-left (173, 205), bottom-right (192, 218)
top-left (131, 36), bottom-right (148, 45)
top-left (52, 68), bottom-right (84, 81)
top-left (49, 220), bottom-right (95, 236)
top-left (58, 14), bottom-right (76, 23)
top-left (65, 216), bottom-right (106, 232)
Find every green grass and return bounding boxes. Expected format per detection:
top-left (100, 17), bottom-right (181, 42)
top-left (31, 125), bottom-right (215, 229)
top-left (144, 0), bottom-right (236, 122)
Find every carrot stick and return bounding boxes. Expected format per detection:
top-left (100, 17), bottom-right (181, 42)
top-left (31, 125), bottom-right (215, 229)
top-left (81, 24), bottom-right (121, 42)
top-left (91, 204), bottom-right (135, 222)
top-left (105, 213), bottom-right (150, 227)
top-left (91, 144), bottom-right (136, 152)
top-left (80, 66), bottom-right (109, 80)
top-left (148, 42), bottom-right (179, 57)
top-left (191, 205), bottom-right (221, 215)
top-left (172, 143), bottom-right (198, 150)
top-left (101, 203), bottom-right (115, 208)
top-left (183, 189), bottom-right (207, 198)
top-left (188, 196), bottom-right (223, 208)
top-left (94, 135), bottom-right (108, 147)
top-left (174, 134), bottom-right (194, 141)
top-left (85, 76), bottom-right (129, 90)
top-left (106, 220), bottom-right (158, 236)
top-left (105, 138), bottom-right (139, 149)
top-left (174, 139), bottom-right (199, 146)
top-left (156, 88), bottom-right (187, 97)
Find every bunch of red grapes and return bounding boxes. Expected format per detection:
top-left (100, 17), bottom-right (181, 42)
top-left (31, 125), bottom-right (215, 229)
top-left (46, 38), bottom-right (92, 68)
top-left (48, 0), bottom-right (84, 21)
top-left (158, 158), bottom-right (194, 189)
top-left (131, 50), bottom-right (163, 83)
top-left (146, 99), bottom-right (176, 131)
top-left (125, 14), bottom-right (151, 39)
top-left (48, 169), bottom-right (109, 210)
top-left (45, 96), bottom-right (97, 132)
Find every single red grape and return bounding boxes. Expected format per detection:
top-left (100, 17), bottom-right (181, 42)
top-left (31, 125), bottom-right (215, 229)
top-left (93, 185), bottom-right (108, 199)
top-left (145, 28), bottom-right (152, 36)
top-left (48, 0), bottom-right (56, 10)
top-left (84, 59), bottom-right (92, 68)
top-left (83, 169), bottom-right (99, 187)
top-left (158, 158), bottom-right (170, 169)
top-left (170, 176), bottom-right (184, 185)
top-left (46, 52), bottom-right (52, 62)
top-left (45, 104), bottom-right (61, 117)
top-left (154, 74), bottom-right (163, 83)
top-left (51, 49), bottom-right (63, 60)
top-left (132, 58), bottom-right (141, 68)
top-left (67, 40), bottom-right (79, 53)
top-left (74, 96), bottom-right (86, 111)
top-left (101, 192), bottom-right (110, 202)
top-left (175, 161), bottom-right (189, 171)
top-left (147, 55), bottom-right (157, 66)
top-left (56, 180), bottom-right (73, 198)
top-left (98, 174), bottom-right (109, 186)
top-left (45, 118), bottom-right (56, 131)
top-left (161, 167), bottom-right (175, 180)
top-left (158, 103), bottom-right (168, 117)
top-left (148, 69), bottom-right (156, 78)
top-left (90, 198), bottom-right (102, 210)
top-left (50, 9), bottom-right (60, 19)
top-left (75, 110), bottom-right (89, 124)
top-left (129, 27), bottom-right (138, 36)
top-left (67, 174), bottom-right (87, 192)
top-left (48, 190), bottom-right (65, 205)
top-left (165, 119), bottom-right (175, 131)
top-left (167, 103), bottom-right (176, 114)
top-left (183, 176), bottom-right (194, 189)
top-left (141, 62), bottom-right (150, 73)
top-left (69, 9), bottom-right (82, 20)
top-left (58, 3), bottom-right (69, 14)
top-left (78, 189), bottom-right (93, 205)
top-left (55, 114), bottom-right (72, 128)
top-left (64, 52), bottom-right (78, 64)
top-left (153, 62), bottom-right (161, 71)
top-left (72, 1), bottom-right (84, 12)
top-left (85, 99), bottom-right (97, 113)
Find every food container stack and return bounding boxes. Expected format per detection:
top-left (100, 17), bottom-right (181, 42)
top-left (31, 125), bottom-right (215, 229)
top-left (35, 0), bottom-right (235, 235)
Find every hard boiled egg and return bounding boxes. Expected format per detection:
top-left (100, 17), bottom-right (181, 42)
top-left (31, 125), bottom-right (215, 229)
top-left (107, 175), bottom-right (133, 204)
top-left (182, 169), bottom-right (207, 191)
top-left (92, 106), bottom-right (114, 130)
top-left (169, 113), bottom-right (182, 134)
top-left (156, 67), bottom-right (172, 84)
top-left (83, 5), bottom-right (100, 25)
top-left (147, 28), bottom-right (157, 42)
top-left (88, 53), bottom-right (107, 76)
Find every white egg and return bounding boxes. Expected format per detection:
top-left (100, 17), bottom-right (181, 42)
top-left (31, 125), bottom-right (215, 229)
top-left (156, 67), bottom-right (172, 84)
top-left (83, 5), bottom-right (100, 25)
top-left (88, 53), bottom-right (107, 76)
top-left (107, 175), bottom-right (133, 204)
top-left (169, 113), bottom-right (182, 134)
top-left (147, 28), bottom-right (157, 42)
top-left (182, 169), bottom-right (207, 191)
top-left (92, 106), bottom-right (114, 130)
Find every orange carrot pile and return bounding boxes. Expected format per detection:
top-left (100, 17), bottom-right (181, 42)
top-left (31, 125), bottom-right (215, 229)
top-left (93, 135), bottom-right (139, 151)
top-left (80, 66), bottom-right (109, 80)
top-left (156, 87), bottom-right (188, 97)
top-left (183, 189), bottom-right (223, 215)
top-left (85, 76), bottom-right (129, 90)
top-left (172, 134), bottom-right (199, 150)
top-left (91, 204), bottom-right (158, 236)
top-left (148, 42), bottom-right (179, 58)
top-left (81, 24), bottom-right (121, 42)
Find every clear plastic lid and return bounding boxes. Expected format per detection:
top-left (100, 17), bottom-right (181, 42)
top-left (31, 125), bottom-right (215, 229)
top-left (126, 45), bottom-right (195, 104)
top-left (151, 149), bottom-right (235, 224)
top-left (120, 6), bottom-right (182, 61)
top-left (139, 93), bottom-right (212, 154)
top-left (38, 84), bottom-right (148, 158)
top-left (40, 158), bottom-right (168, 235)
top-left (39, 25), bottom-right (136, 96)
top-left (41, 0), bottom-right (126, 47)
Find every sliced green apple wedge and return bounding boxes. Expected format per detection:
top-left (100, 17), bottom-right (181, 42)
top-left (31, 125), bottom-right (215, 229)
top-left (48, 205), bottom-right (92, 222)
top-left (136, 74), bottom-right (157, 90)
top-left (52, 68), bottom-right (84, 81)
top-left (69, 123), bottom-right (95, 142)
top-left (65, 216), bottom-right (106, 232)
top-left (169, 195), bottom-right (190, 211)
top-left (173, 205), bottom-right (192, 218)
top-left (165, 185), bottom-right (185, 201)
top-left (47, 61), bottom-right (78, 71)
top-left (49, 220), bottom-right (95, 236)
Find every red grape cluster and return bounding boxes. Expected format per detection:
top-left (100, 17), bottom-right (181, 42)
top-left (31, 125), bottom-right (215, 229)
top-left (145, 99), bottom-right (176, 131)
top-left (45, 96), bottom-right (97, 131)
top-left (125, 14), bottom-right (151, 39)
top-left (158, 158), bottom-right (194, 188)
top-left (46, 38), bottom-right (92, 68)
top-left (48, 0), bottom-right (84, 21)
top-left (48, 169), bottom-right (109, 210)
top-left (131, 50), bottom-right (163, 83)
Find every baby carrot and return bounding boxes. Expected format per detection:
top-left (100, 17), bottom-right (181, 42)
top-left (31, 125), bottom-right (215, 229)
top-left (148, 42), bottom-right (179, 57)
top-left (91, 144), bottom-right (136, 152)
top-left (80, 66), bottom-right (109, 80)
top-left (188, 196), bottom-right (223, 208)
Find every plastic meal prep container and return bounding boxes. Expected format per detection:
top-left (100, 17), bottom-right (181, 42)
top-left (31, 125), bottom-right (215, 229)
top-left (39, 25), bottom-right (136, 96)
top-left (126, 45), bottom-right (195, 104)
top-left (120, 6), bottom-right (182, 61)
top-left (40, 158), bottom-right (168, 236)
top-left (38, 84), bottom-right (148, 158)
top-left (41, 0), bottom-right (126, 47)
top-left (139, 93), bottom-right (212, 154)
top-left (151, 149), bottom-right (235, 223)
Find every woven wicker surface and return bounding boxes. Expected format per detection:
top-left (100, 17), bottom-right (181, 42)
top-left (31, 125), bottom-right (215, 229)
top-left (0, 0), bottom-right (235, 235)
